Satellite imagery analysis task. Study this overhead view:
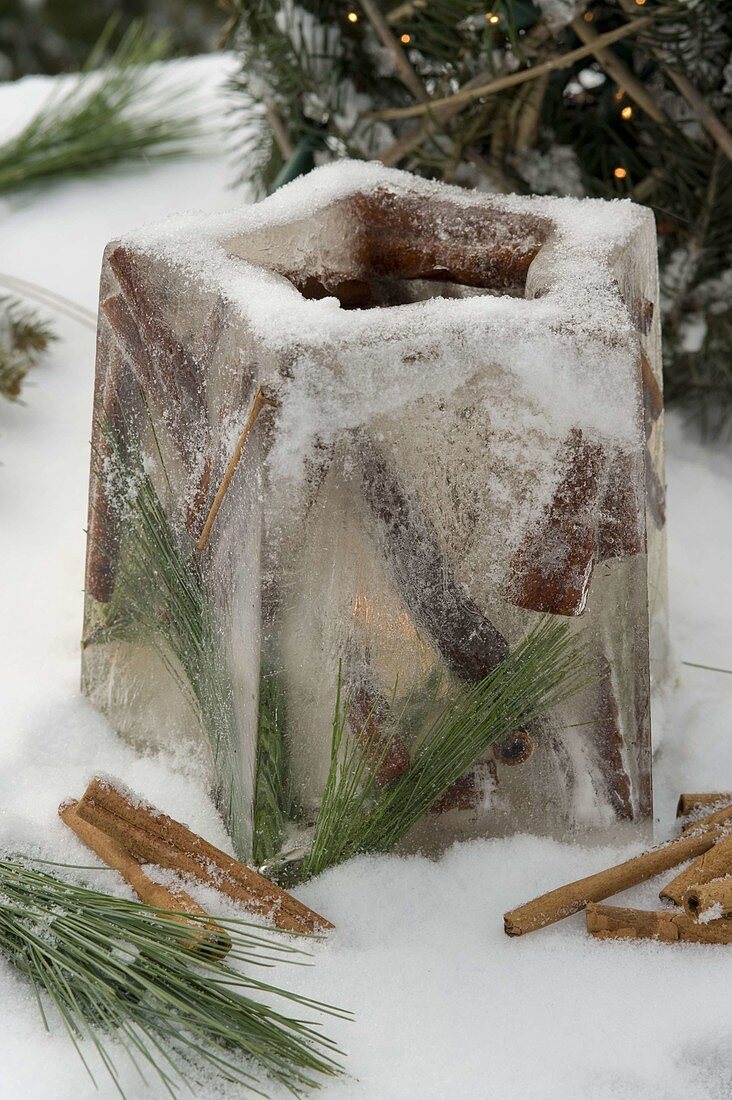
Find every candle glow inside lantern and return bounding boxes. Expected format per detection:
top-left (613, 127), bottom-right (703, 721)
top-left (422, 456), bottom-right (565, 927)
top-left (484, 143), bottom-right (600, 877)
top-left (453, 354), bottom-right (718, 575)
top-left (82, 162), bottom-right (668, 861)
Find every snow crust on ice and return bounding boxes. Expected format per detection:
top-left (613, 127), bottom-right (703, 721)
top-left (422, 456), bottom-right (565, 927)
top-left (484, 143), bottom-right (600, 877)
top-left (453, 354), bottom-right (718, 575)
top-left (120, 159), bottom-right (649, 485)
top-left (1, 56), bottom-right (732, 1100)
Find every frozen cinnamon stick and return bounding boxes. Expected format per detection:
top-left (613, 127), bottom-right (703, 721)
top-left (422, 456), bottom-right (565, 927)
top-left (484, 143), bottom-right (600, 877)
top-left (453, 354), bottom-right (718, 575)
top-left (677, 793), bottom-right (732, 818)
top-left (348, 678), bottom-right (411, 787)
top-left (359, 437), bottom-right (508, 682)
top-left (76, 777), bottom-right (332, 934)
top-left (60, 800), bottom-right (229, 958)
top-left (683, 877), bottom-right (732, 921)
top-left (108, 246), bottom-right (206, 430)
top-left (660, 832), bottom-right (732, 906)
top-left (504, 820), bottom-right (726, 937)
top-left (586, 902), bottom-right (732, 944)
top-left (508, 429), bottom-right (603, 617)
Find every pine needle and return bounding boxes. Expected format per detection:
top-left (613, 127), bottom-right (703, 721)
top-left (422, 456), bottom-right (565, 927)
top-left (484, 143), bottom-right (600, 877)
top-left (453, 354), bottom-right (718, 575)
top-left (95, 423), bottom-right (249, 858)
top-left (0, 294), bottom-right (56, 401)
top-left (253, 669), bottom-right (291, 868)
top-left (0, 21), bottom-right (202, 194)
top-left (301, 620), bottom-right (588, 880)
top-left (0, 856), bottom-right (347, 1097)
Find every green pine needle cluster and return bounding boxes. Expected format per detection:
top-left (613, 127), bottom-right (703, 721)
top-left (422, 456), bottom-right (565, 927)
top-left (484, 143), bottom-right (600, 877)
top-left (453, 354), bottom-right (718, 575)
top-left (0, 856), bottom-right (346, 1097)
top-left (253, 669), bottom-right (292, 868)
top-left (300, 619), bottom-right (587, 881)
top-left (0, 294), bottom-right (55, 401)
top-left (0, 20), bottom-right (202, 194)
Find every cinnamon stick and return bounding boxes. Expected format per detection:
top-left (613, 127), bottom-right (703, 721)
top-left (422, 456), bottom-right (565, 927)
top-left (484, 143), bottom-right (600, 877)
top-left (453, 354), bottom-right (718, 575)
top-left (76, 777), bottom-right (332, 934)
top-left (586, 902), bottom-right (732, 944)
top-left (504, 821), bottom-right (726, 937)
top-left (348, 678), bottom-right (411, 787)
top-left (677, 793), bottom-right (732, 818)
top-left (359, 437), bottom-right (509, 682)
top-left (60, 801), bottom-right (230, 958)
top-left (683, 877), bottom-right (732, 921)
top-left (660, 832), bottom-right (732, 906)
top-left (680, 802), bottom-right (732, 834)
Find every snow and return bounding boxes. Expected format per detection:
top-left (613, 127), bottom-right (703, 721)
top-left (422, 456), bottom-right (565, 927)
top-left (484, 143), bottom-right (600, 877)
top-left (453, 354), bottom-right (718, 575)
top-left (1, 55), bottom-right (732, 1100)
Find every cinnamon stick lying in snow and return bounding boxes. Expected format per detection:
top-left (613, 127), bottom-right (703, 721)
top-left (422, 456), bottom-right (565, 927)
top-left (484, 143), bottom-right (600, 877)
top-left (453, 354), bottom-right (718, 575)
top-left (586, 902), bottom-right (732, 944)
top-left (504, 815), bottom-right (728, 937)
top-left (60, 800), bottom-right (230, 958)
top-left (683, 877), bottom-right (732, 921)
top-left (680, 801), bottom-right (732, 835)
top-left (659, 832), bottom-right (732, 906)
top-left (676, 793), bottom-right (732, 818)
top-left (75, 777), bottom-right (332, 934)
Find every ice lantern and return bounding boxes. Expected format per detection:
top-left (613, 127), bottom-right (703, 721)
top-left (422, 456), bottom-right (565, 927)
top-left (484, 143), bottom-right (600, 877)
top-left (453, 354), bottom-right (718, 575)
top-left (82, 162), bottom-right (668, 860)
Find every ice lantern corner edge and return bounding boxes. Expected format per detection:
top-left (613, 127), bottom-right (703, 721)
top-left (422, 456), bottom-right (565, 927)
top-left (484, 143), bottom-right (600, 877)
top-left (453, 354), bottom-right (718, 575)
top-left (81, 161), bottom-right (669, 860)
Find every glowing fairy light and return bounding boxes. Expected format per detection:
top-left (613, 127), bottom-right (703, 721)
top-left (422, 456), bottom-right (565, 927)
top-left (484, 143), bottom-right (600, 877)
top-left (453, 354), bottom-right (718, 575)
top-left (347, 10), bottom-right (359, 23)
top-left (614, 166), bottom-right (628, 180)
top-left (400, 32), bottom-right (411, 43)
top-left (621, 106), bottom-right (633, 120)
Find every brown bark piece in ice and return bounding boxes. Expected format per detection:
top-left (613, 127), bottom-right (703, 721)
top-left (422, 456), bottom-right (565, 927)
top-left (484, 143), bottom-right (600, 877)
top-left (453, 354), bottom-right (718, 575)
top-left (86, 348), bottom-right (143, 603)
top-left (348, 679), bottom-right (411, 787)
top-left (351, 187), bottom-right (552, 293)
top-left (507, 430), bottom-right (603, 617)
top-left (593, 666), bottom-right (634, 821)
top-left (359, 438), bottom-right (509, 682)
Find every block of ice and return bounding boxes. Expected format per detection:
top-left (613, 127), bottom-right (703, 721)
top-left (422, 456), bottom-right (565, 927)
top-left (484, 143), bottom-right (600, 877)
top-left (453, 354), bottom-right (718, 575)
top-left (82, 161), bottom-right (668, 859)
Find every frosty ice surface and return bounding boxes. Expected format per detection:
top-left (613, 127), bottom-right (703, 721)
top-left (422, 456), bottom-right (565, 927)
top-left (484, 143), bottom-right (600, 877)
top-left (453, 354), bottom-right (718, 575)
top-left (82, 162), bottom-right (668, 859)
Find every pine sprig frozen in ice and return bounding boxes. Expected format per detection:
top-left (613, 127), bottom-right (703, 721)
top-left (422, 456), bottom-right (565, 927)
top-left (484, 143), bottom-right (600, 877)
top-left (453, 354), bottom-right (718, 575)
top-left (301, 620), bottom-right (589, 881)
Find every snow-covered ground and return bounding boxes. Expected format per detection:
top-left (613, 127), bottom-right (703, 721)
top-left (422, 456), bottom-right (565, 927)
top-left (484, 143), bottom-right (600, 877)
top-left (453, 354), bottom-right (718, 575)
top-left (1, 58), bottom-right (732, 1100)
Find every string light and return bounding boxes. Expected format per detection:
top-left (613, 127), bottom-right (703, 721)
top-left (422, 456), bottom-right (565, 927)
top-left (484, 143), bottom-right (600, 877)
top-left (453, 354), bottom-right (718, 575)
top-left (485, 11), bottom-right (500, 23)
top-left (583, 10), bottom-right (594, 20)
top-left (347, 10), bottom-right (359, 23)
top-left (614, 88), bottom-right (625, 102)
top-left (614, 167), bottom-right (628, 180)
top-left (621, 105), bottom-right (633, 120)
top-left (635, 0), bottom-right (647, 5)
top-left (400, 32), bottom-right (411, 43)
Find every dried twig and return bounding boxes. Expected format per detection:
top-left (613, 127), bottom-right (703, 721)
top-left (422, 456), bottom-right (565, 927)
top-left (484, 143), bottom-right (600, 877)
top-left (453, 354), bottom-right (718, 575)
top-left (197, 386), bottom-right (279, 554)
top-left (371, 18), bottom-right (653, 122)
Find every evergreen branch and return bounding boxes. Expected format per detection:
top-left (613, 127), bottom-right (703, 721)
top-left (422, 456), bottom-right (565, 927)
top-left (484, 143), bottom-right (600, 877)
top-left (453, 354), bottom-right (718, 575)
top-left (0, 21), bottom-right (202, 194)
top-left (0, 295), bottom-right (56, 401)
top-left (96, 420), bottom-right (250, 857)
top-left (0, 857), bottom-right (347, 1097)
top-left (301, 619), bottom-right (588, 881)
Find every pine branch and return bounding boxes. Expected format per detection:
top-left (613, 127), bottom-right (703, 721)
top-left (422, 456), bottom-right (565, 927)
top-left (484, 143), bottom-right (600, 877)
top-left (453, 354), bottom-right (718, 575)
top-left (0, 857), bottom-right (347, 1096)
top-left (0, 21), bottom-right (202, 194)
top-left (0, 295), bottom-right (56, 401)
top-left (300, 620), bottom-right (588, 881)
